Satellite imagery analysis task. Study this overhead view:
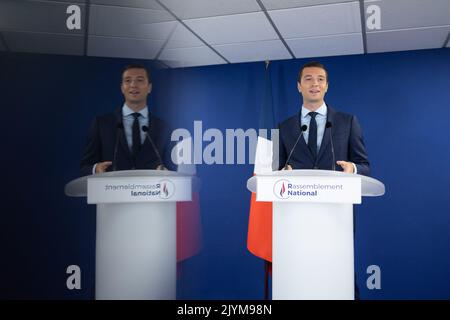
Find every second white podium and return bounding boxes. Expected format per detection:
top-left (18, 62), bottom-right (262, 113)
top-left (247, 169), bottom-right (384, 300)
top-left (65, 170), bottom-right (195, 300)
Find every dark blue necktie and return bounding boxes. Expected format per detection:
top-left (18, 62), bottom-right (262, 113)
top-left (132, 112), bottom-right (141, 159)
top-left (308, 112), bottom-right (318, 159)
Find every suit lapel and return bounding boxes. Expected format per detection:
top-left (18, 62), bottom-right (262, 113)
top-left (141, 113), bottom-right (153, 151)
top-left (316, 105), bottom-right (335, 161)
top-left (292, 112), bottom-right (315, 162)
top-left (114, 107), bottom-right (133, 162)
top-left (139, 112), bottom-right (160, 166)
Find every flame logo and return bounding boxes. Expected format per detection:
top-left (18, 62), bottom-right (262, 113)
top-left (158, 180), bottom-right (175, 199)
top-left (163, 183), bottom-right (169, 197)
top-left (280, 182), bottom-right (286, 197)
top-left (274, 179), bottom-right (290, 199)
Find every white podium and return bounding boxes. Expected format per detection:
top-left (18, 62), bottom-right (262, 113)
top-left (247, 169), bottom-right (385, 300)
top-left (65, 170), bottom-right (195, 300)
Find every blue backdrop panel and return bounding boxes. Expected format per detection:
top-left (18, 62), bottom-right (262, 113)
top-left (0, 48), bottom-right (449, 299)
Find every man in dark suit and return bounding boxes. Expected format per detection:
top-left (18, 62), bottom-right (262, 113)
top-left (80, 64), bottom-right (172, 176)
top-left (278, 61), bottom-right (370, 176)
top-left (276, 61), bottom-right (369, 299)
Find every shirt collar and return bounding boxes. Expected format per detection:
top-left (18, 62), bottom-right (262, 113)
top-left (122, 104), bottom-right (149, 118)
top-left (301, 102), bottom-right (327, 119)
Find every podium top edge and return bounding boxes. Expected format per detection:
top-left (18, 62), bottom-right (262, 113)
top-left (65, 170), bottom-right (198, 197)
top-left (247, 169), bottom-right (385, 197)
top-left (249, 169), bottom-right (379, 181)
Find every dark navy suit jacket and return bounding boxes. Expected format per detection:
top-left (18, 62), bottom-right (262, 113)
top-left (278, 106), bottom-right (370, 176)
top-left (80, 107), bottom-right (173, 177)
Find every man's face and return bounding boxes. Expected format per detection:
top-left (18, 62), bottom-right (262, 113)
top-left (121, 68), bottom-right (152, 106)
top-left (297, 67), bottom-right (328, 105)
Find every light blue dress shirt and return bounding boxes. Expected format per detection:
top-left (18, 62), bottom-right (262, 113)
top-left (300, 103), bottom-right (327, 151)
top-left (122, 104), bottom-right (149, 150)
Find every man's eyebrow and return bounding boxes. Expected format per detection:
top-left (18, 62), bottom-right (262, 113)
top-left (303, 75), bottom-right (325, 78)
top-left (123, 76), bottom-right (145, 79)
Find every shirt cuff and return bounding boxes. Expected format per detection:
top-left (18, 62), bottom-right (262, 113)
top-left (352, 163), bottom-right (357, 174)
top-left (92, 163), bottom-right (97, 175)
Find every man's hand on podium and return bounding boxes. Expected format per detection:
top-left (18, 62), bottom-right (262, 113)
top-left (280, 162), bottom-right (355, 173)
top-left (156, 164), bottom-right (167, 170)
top-left (95, 161), bottom-right (112, 173)
top-left (336, 161), bottom-right (355, 173)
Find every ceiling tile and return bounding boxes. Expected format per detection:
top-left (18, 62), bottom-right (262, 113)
top-left (213, 39), bottom-right (291, 63)
top-left (159, 46), bottom-right (226, 68)
top-left (165, 22), bottom-right (204, 49)
top-left (367, 26), bottom-right (450, 53)
top-left (90, 0), bottom-right (162, 9)
top-left (39, 0), bottom-right (86, 3)
top-left (158, 0), bottom-right (260, 19)
top-left (0, 0), bottom-right (85, 34)
top-left (3, 31), bottom-right (84, 55)
top-left (365, 0), bottom-right (450, 31)
top-left (89, 5), bottom-right (175, 40)
top-left (261, 0), bottom-right (355, 10)
top-left (88, 35), bottom-right (163, 59)
top-left (286, 33), bottom-right (363, 58)
top-left (184, 12), bottom-right (278, 45)
top-left (268, 2), bottom-right (361, 39)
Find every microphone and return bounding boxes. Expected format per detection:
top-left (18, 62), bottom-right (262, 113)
top-left (284, 124), bottom-right (307, 170)
top-left (142, 125), bottom-right (166, 170)
top-left (326, 121), bottom-right (336, 171)
top-left (112, 122), bottom-right (124, 171)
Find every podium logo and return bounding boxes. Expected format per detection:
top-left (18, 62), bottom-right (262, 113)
top-left (274, 179), bottom-right (290, 199)
top-left (159, 180), bottom-right (175, 199)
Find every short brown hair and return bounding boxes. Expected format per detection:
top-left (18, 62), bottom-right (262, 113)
top-left (122, 64), bottom-right (152, 83)
top-left (298, 61), bottom-right (328, 83)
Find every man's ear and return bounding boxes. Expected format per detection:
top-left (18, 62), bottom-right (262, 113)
top-left (297, 82), bottom-right (301, 92)
top-left (148, 83), bottom-right (153, 94)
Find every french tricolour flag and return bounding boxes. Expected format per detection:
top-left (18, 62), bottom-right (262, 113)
top-left (247, 61), bottom-right (278, 264)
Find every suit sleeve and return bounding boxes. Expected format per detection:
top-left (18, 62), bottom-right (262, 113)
top-left (163, 135), bottom-right (177, 171)
top-left (349, 116), bottom-right (370, 176)
top-left (80, 117), bottom-right (101, 177)
top-left (157, 119), bottom-right (177, 171)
